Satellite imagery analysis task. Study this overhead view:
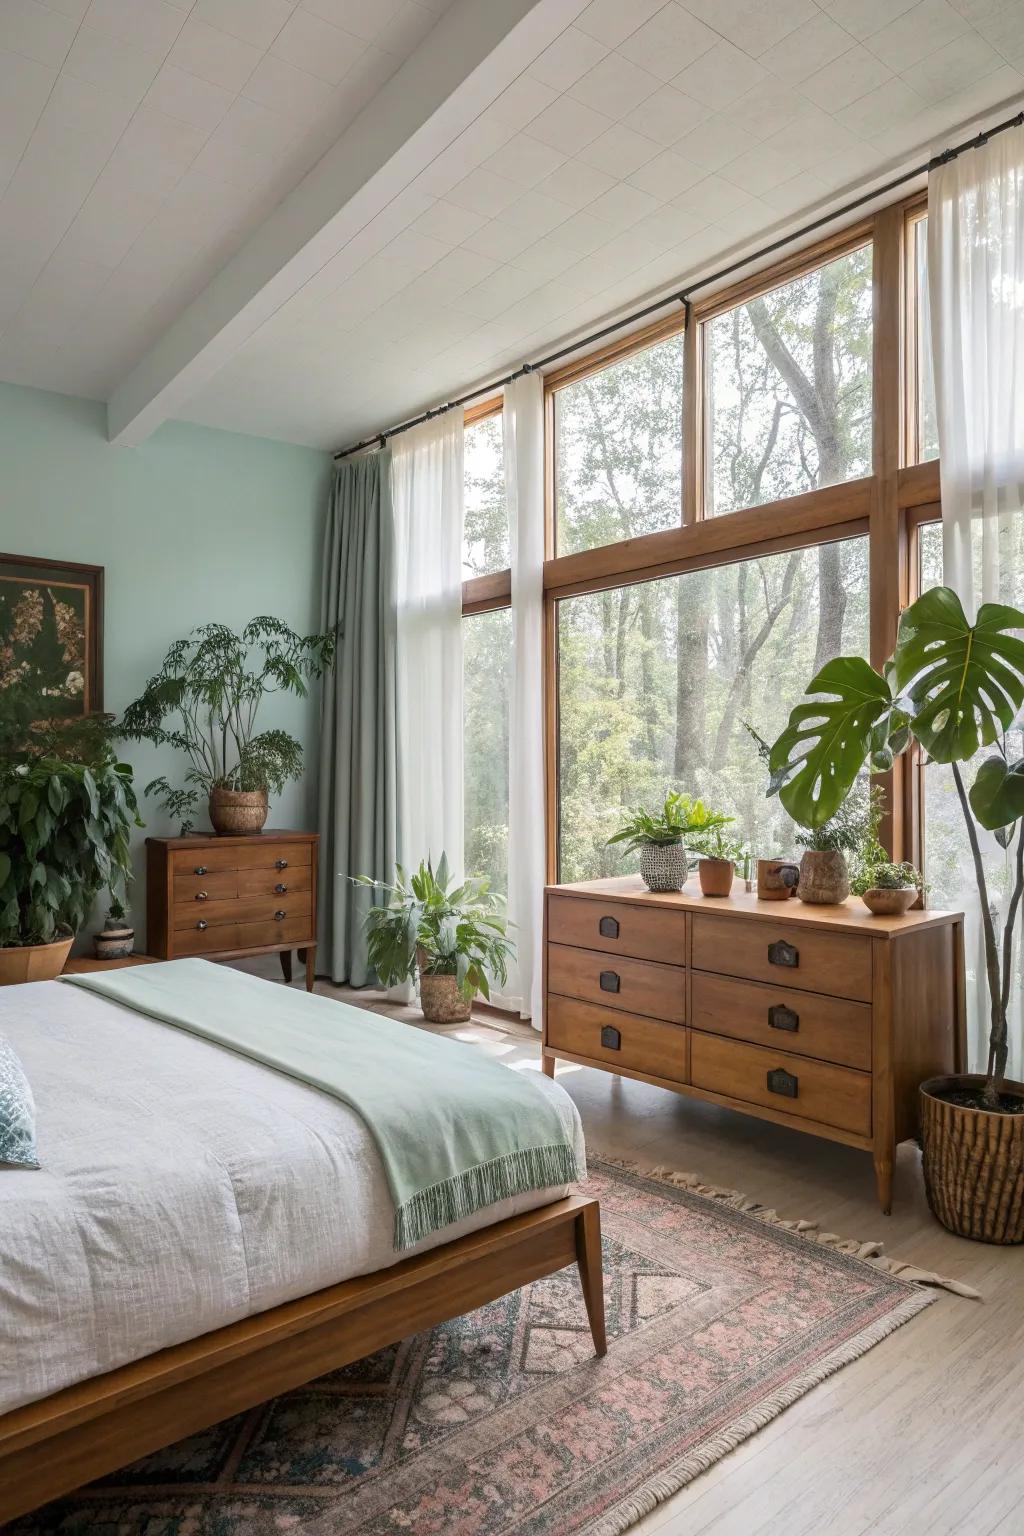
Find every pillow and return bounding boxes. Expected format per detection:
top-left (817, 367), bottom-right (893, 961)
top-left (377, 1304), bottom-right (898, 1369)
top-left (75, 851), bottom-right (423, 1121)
top-left (0, 1036), bottom-right (40, 1169)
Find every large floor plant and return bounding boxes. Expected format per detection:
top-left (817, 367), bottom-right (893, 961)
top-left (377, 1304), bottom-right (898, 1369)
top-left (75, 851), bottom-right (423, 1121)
top-left (768, 586), bottom-right (1024, 1240)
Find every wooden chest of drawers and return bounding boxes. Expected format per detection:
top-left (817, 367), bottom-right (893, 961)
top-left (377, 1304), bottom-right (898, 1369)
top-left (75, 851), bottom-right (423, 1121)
top-left (147, 831), bottom-right (318, 990)
top-left (543, 877), bottom-right (966, 1212)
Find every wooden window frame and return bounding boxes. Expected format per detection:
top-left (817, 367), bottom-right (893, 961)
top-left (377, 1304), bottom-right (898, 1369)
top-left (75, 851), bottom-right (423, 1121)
top-left (462, 396), bottom-right (510, 614)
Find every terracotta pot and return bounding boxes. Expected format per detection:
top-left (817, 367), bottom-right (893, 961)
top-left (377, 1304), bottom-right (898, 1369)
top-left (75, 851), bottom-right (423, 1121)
top-left (698, 857), bottom-right (734, 897)
top-left (861, 886), bottom-right (917, 917)
top-left (639, 843), bottom-right (687, 892)
top-left (757, 858), bottom-right (800, 900)
top-left (94, 920), bottom-right (135, 960)
top-left (797, 848), bottom-right (849, 905)
top-left (920, 1075), bottom-right (1024, 1243)
top-left (209, 785), bottom-right (269, 836)
top-left (0, 934), bottom-right (74, 984)
top-left (417, 948), bottom-right (472, 1023)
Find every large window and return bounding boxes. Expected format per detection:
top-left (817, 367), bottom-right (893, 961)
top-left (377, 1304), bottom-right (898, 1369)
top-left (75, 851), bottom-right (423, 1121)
top-left (912, 216), bottom-right (939, 463)
top-left (704, 246), bottom-right (873, 517)
top-left (463, 606), bottom-right (510, 895)
top-left (557, 536), bottom-right (869, 882)
top-left (554, 331), bottom-right (684, 556)
top-left (464, 412), bottom-right (508, 578)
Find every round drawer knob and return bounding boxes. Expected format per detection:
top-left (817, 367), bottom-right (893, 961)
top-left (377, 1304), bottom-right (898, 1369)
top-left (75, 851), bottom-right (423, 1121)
top-left (194, 865), bottom-right (207, 875)
top-left (274, 882), bottom-right (287, 894)
top-left (274, 909), bottom-right (287, 920)
top-left (196, 920), bottom-right (208, 931)
top-left (195, 891), bottom-right (208, 901)
top-left (275, 858), bottom-right (288, 870)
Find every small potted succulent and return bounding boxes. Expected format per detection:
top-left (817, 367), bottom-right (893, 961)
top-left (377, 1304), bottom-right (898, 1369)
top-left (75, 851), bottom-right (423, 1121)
top-left (607, 792), bottom-right (732, 892)
top-left (94, 894), bottom-right (135, 960)
top-left (850, 860), bottom-right (922, 917)
top-left (694, 824), bottom-right (745, 898)
top-left (355, 854), bottom-right (514, 1023)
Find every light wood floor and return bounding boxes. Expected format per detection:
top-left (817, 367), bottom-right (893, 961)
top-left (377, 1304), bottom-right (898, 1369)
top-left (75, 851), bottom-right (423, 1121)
top-left (242, 958), bottom-right (1024, 1536)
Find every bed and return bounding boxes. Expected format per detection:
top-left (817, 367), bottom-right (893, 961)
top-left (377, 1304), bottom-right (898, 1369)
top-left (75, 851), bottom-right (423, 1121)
top-left (0, 971), bottom-right (603, 1523)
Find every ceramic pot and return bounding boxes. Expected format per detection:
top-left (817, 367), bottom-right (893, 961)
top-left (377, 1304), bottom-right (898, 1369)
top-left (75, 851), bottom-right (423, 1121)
top-left (757, 858), bottom-right (800, 900)
top-left (417, 947), bottom-right (472, 1023)
top-left (639, 842), bottom-right (687, 892)
top-left (861, 886), bottom-right (917, 917)
top-left (698, 857), bottom-right (734, 897)
top-left (94, 919), bottom-right (135, 960)
top-left (920, 1074), bottom-right (1024, 1243)
top-left (0, 934), bottom-right (74, 984)
top-left (797, 848), bottom-right (849, 905)
top-left (209, 785), bottom-right (269, 836)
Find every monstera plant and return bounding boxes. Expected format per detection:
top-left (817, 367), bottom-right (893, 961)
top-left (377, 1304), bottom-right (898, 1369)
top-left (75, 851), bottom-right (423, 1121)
top-left (768, 586), bottom-right (1024, 1242)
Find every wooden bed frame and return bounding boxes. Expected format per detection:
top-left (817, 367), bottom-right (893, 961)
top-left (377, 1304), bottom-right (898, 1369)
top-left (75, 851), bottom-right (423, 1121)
top-left (0, 1195), bottom-right (605, 1524)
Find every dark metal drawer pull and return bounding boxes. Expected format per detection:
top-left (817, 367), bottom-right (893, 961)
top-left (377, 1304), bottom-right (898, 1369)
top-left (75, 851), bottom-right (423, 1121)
top-left (274, 882), bottom-right (287, 894)
top-left (768, 940), bottom-right (799, 968)
top-left (194, 865), bottom-right (207, 876)
top-left (599, 970), bottom-right (620, 994)
top-left (599, 915), bottom-right (620, 939)
top-left (196, 920), bottom-right (208, 931)
top-left (600, 1025), bottom-right (621, 1051)
top-left (274, 909), bottom-right (287, 920)
top-left (195, 891), bottom-right (208, 902)
top-left (275, 858), bottom-right (289, 870)
top-left (767, 1068), bottom-right (798, 1098)
top-left (768, 1004), bottom-right (799, 1032)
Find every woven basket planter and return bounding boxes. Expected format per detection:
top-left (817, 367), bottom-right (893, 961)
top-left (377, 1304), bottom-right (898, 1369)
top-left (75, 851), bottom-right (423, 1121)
top-left (209, 786), bottom-right (269, 836)
top-left (416, 947), bottom-right (472, 1024)
top-left (920, 1075), bottom-right (1024, 1244)
top-left (640, 843), bottom-right (687, 892)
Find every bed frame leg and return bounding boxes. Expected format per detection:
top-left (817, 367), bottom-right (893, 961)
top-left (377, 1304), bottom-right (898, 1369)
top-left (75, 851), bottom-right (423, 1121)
top-left (575, 1201), bottom-right (607, 1357)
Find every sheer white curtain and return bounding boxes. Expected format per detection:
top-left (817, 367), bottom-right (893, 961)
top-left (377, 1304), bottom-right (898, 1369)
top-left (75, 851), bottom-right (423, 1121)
top-left (494, 373), bottom-right (546, 1024)
top-left (929, 124), bottom-right (1024, 1075)
top-left (391, 411), bottom-right (465, 887)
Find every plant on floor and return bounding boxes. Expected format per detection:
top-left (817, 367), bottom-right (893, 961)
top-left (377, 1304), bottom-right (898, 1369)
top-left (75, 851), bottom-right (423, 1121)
top-left (121, 617), bottom-right (336, 836)
top-left (608, 792), bottom-right (733, 892)
top-left (767, 586), bottom-right (1024, 1241)
top-left (0, 701), bottom-right (140, 977)
top-left (354, 854), bottom-right (514, 1023)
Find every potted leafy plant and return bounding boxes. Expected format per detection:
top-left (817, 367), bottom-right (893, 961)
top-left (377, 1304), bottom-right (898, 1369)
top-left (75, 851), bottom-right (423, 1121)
top-left (850, 860), bottom-right (922, 917)
top-left (607, 792), bottom-right (732, 892)
top-left (693, 824), bottom-right (745, 898)
top-left (94, 893), bottom-right (135, 960)
top-left (355, 855), bottom-right (514, 1023)
top-left (0, 704), bottom-right (140, 983)
top-left (122, 617), bottom-right (336, 836)
top-left (768, 586), bottom-right (1024, 1242)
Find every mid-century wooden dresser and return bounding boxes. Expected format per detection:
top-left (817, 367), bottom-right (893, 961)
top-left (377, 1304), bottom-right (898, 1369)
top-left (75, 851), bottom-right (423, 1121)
top-left (543, 876), bottom-right (966, 1212)
top-left (147, 831), bottom-right (318, 990)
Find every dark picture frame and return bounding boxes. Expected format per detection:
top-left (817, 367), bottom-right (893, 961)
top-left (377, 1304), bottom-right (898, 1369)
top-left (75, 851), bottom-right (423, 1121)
top-left (0, 553), bottom-right (104, 717)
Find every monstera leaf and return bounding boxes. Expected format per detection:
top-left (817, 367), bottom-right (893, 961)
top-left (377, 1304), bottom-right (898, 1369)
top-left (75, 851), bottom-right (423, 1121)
top-left (768, 656), bottom-right (897, 828)
top-left (890, 587), bottom-right (1024, 764)
top-left (969, 756), bottom-right (1024, 834)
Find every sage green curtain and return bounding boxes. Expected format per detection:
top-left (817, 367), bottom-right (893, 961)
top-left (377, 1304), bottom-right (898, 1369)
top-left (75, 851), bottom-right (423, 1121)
top-left (317, 450), bottom-right (398, 984)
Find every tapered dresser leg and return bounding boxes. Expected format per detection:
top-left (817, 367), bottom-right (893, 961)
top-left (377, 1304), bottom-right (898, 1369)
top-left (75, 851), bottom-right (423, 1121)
top-left (279, 949), bottom-right (293, 984)
top-left (874, 1157), bottom-right (893, 1215)
top-left (575, 1201), bottom-right (607, 1357)
top-left (305, 946), bottom-right (316, 992)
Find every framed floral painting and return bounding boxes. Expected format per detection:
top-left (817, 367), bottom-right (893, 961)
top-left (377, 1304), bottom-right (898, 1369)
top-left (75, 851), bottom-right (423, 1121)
top-left (0, 554), bottom-right (103, 718)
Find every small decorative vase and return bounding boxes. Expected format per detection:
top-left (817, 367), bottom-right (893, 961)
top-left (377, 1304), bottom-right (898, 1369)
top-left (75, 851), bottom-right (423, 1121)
top-left (861, 886), bottom-right (917, 917)
top-left (797, 849), bottom-right (849, 905)
top-left (416, 948), bottom-right (472, 1023)
top-left (698, 858), bottom-right (734, 897)
top-left (920, 1075), bottom-right (1024, 1243)
top-left (209, 785), bottom-right (269, 836)
top-left (639, 843), bottom-right (687, 892)
top-left (94, 918), bottom-right (135, 960)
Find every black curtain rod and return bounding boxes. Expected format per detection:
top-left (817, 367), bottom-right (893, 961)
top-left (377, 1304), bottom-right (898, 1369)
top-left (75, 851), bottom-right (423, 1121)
top-left (333, 106), bottom-right (1024, 462)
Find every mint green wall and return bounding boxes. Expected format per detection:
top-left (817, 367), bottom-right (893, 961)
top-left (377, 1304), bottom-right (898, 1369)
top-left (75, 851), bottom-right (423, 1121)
top-left (0, 382), bottom-right (332, 945)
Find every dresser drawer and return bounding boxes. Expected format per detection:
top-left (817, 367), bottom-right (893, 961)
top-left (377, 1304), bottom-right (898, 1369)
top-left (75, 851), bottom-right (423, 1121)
top-left (691, 972), bottom-right (871, 1072)
top-left (691, 913), bottom-right (872, 1002)
top-left (547, 943), bottom-right (685, 1023)
top-left (547, 894), bottom-right (684, 966)
top-left (175, 913), bottom-right (313, 956)
top-left (547, 996), bottom-right (687, 1083)
top-left (238, 865), bottom-right (312, 898)
top-left (170, 841), bottom-right (311, 877)
top-left (173, 892), bottom-right (312, 932)
top-left (174, 871), bottom-right (239, 904)
top-left (691, 1032), bottom-right (871, 1137)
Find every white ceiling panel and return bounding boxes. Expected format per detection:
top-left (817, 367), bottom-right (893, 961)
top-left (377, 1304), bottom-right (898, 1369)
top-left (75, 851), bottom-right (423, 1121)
top-left (0, 0), bottom-right (1021, 449)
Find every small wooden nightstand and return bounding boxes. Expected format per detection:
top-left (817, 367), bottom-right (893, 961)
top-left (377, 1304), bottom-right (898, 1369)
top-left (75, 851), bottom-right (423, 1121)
top-left (62, 955), bottom-right (157, 975)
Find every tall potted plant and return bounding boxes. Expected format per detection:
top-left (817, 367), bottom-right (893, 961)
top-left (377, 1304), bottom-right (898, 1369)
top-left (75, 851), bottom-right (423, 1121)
top-left (355, 856), bottom-right (514, 1024)
top-left (768, 587), bottom-right (1024, 1242)
top-left (608, 792), bottom-right (733, 892)
top-left (122, 617), bottom-right (336, 835)
top-left (0, 703), bottom-right (140, 982)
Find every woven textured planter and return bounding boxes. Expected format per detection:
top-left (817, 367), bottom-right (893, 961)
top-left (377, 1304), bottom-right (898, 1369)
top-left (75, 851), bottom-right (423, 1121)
top-left (861, 886), bottom-right (917, 917)
top-left (920, 1074), bottom-right (1024, 1244)
top-left (416, 947), bottom-right (472, 1023)
top-left (0, 934), bottom-right (73, 985)
top-left (94, 921), bottom-right (135, 961)
top-left (797, 848), bottom-right (849, 905)
top-left (698, 858), bottom-right (734, 897)
top-left (640, 842), bottom-right (687, 892)
top-left (209, 786), bottom-right (269, 836)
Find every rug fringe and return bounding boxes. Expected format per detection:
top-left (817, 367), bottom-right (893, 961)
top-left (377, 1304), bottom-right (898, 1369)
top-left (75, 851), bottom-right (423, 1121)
top-left (589, 1155), bottom-right (981, 1299)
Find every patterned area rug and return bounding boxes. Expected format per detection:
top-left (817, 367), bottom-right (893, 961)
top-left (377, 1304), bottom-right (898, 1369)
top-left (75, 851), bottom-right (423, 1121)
top-left (15, 1160), bottom-right (942, 1536)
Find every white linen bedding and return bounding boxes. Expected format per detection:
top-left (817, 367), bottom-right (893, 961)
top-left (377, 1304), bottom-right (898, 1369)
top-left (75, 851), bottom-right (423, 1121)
top-left (0, 978), bottom-right (585, 1417)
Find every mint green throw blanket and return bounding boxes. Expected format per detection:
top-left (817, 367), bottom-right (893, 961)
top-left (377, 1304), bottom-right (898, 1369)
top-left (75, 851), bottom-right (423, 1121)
top-left (61, 959), bottom-right (581, 1250)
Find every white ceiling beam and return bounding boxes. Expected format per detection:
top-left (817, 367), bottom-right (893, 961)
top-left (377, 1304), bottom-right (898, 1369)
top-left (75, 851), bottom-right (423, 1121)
top-left (107, 0), bottom-right (585, 446)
